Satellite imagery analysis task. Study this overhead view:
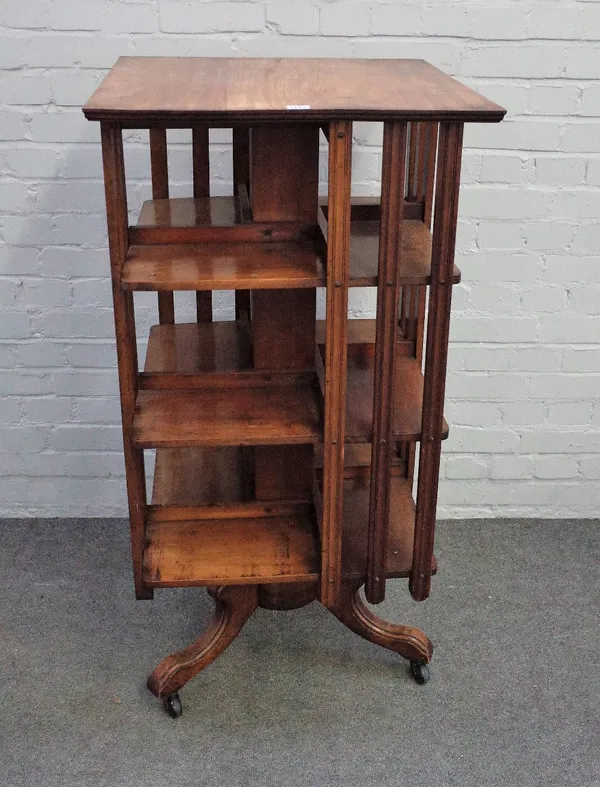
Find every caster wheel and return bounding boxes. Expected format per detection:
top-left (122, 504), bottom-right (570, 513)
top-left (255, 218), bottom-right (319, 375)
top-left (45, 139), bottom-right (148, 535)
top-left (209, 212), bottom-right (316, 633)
top-left (162, 693), bottom-right (183, 718)
top-left (410, 661), bottom-right (430, 685)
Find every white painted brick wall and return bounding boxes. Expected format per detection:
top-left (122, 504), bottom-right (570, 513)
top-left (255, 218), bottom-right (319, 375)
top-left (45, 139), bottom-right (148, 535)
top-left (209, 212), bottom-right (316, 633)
top-left (0, 0), bottom-right (599, 517)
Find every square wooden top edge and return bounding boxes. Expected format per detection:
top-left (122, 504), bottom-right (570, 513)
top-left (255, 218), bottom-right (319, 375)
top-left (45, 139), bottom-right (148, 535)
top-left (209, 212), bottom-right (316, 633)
top-left (82, 56), bottom-right (506, 123)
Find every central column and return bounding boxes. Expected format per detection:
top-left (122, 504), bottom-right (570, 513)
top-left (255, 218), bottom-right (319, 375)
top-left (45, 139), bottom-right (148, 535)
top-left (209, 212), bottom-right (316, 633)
top-left (249, 124), bottom-right (320, 610)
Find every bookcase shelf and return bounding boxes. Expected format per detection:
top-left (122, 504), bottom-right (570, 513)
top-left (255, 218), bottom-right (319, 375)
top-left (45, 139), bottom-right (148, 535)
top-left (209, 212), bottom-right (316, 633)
top-left (122, 240), bottom-right (325, 291)
top-left (133, 382), bottom-right (322, 448)
top-left (316, 322), bottom-right (449, 443)
top-left (143, 509), bottom-right (320, 587)
top-left (131, 196), bottom-right (461, 288)
top-left (347, 219), bottom-right (461, 286)
top-left (341, 472), bottom-right (437, 580)
top-left (138, 196), bottom-right (243, 229)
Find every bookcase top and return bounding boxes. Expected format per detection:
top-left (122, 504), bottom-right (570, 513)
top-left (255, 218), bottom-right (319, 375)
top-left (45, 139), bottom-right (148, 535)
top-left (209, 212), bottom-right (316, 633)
top-left (83, 57), bottom-right (505, 124)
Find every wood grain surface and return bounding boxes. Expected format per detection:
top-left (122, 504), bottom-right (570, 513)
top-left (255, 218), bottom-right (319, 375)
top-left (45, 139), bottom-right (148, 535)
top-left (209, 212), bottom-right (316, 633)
top-left (316, 343), bottom-right (449, 443)
top-left (341, 474), bottom-right (437, 580)
top-left (152, 447), bottom-right (247, 506)
top-left (84, 57), bottom-right (506, 123)
top-left (347, 219), bottom-right (461, 286)
top-left (122, 241), bottom-right (325, 290)
top-left (143, 513), bottom-right (320, 586)
top-left (143, 321), bottom-right (252, 376)
top-left (132, 382), bottom-right (322, 447)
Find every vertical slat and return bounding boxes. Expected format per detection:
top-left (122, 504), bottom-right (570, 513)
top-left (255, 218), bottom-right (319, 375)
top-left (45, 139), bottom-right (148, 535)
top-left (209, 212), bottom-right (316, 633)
top-left (233, 127), bottom-right (251, 323)
top-left (192, 126), bottom-right (212, 322)
top-left (407, 122), bottom-right (419, 199)
top-left (149, 128), bottom-right (169, 199)
top-left (416, 122), bottom-right (427, 201)
top-left (411, 121), bottom-right (464, 603)
top-left (405, 122), bottom-right (438, 485)
top-left (149, 128), bottom-right (175, 325)
top-left (101, 123), bottom-right (152, 601)
top-left (406, 284), bottom-right (427, 485)
top-left (196, 291), bottom-right (213, 322)
top-left (423, 123), bottom-right (439, 229)
top-left (157, 290), bottom-right (175, 325)
top-left (321, 119), bottom-right (352, 608)
top-left (192, 126), bottom-right (210, 198)
top-left (365, 122), bottom-right (408, 605)
top-left (155, 291), bottom-right (175, 324)
top-left (233, 127), bottom-right (250, 193)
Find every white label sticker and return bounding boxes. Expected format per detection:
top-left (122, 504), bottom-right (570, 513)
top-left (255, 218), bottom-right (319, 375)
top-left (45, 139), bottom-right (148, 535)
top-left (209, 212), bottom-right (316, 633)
top-left (286, 104), bottom-right (311, 110)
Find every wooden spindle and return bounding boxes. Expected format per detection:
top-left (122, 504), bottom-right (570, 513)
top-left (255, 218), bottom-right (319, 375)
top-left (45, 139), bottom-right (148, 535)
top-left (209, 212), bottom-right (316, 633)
top-left (149, 128), bottom-right (175, 324)
top-left (423, 123), bottom-right (439, 229)
top-left (233, 127), bottom-right (251, 324)
top-left (411, 122), bottom-right (463, 602)
top-left (192, 126), bottom-right (210, 198)
top-left (192, 126), bottom-right (212, 322)
top-left (321, 120), bottom-right (352, 609)
top-left (101, 122), bottom-right (151, 600)
top-left (365, 122), bottom-right (408, 604)
top-left (406, 122), bottom-right (438, 484)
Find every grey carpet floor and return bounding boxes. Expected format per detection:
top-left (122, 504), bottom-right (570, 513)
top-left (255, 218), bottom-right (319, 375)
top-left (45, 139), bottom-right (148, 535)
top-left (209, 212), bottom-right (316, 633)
top-left (0, 518), bottom-right (598, 787)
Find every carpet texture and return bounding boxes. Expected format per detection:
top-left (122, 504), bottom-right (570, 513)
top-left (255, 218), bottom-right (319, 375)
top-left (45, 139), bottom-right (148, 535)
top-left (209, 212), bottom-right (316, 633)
top-left (0, 518), bottom-right (598, 787)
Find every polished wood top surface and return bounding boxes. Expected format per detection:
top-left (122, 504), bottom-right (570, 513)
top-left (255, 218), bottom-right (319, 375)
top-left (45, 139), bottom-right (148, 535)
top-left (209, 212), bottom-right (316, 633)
top-left (83, 57), bottom-right (505, 123)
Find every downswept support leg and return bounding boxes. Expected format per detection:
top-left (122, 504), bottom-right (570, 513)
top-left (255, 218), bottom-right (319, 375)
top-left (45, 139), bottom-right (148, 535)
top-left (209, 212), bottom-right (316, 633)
top-left (328, 581), bottom-right (433, 666)
top-left (147, 585), bottom-right (258, 701)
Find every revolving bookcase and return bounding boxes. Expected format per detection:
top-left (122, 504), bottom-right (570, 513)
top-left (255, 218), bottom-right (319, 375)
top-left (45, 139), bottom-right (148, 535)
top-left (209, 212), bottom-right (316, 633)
top-left (84, 57), bottom-right (504, 718)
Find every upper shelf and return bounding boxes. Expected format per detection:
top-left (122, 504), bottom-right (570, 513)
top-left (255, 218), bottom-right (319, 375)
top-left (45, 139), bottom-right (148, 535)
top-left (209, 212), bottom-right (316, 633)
top-left (125, 196), bottom-right (458, 290)
top-left (348, 219), bottom-right (460, 286)
top-left (138, 196), bottom-right (241, 228)
top-left (130, 195), bottom-right (315, 245)
top-left (83, 57), bottom-right (506, 124)
top-left (121, 240), bottom-right (325, 291)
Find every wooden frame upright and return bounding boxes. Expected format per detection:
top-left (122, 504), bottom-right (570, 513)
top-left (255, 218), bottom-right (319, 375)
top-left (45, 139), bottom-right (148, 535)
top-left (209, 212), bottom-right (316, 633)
top-left (85, 57), bottom-right (505, 716)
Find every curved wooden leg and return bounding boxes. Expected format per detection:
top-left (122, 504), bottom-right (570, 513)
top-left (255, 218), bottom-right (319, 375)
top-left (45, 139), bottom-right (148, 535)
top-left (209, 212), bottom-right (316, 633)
top-left (328, 581), bottom-right (433, 664)
top-left (147, 585), bottom-right (258, 699)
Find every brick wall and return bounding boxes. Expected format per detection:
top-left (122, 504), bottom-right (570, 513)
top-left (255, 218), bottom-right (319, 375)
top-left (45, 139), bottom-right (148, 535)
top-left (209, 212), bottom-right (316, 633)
top-left (1, 1), bottom-right (599, 517)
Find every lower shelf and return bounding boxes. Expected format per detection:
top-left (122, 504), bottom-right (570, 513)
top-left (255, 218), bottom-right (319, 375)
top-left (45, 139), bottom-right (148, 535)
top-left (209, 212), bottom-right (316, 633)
top-left (147, 448), bottom-right (432, 587)
top-left (342, 472), bottom-right (436, 579)
top-left (143, 508), bottom-right (320, 587)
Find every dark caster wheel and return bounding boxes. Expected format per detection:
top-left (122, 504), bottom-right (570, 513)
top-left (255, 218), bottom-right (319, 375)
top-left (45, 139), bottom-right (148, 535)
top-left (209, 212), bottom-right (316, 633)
top-left (410, 661), bottom-right (431, 685)
top-left (162, 693), bottom-right (183, 718)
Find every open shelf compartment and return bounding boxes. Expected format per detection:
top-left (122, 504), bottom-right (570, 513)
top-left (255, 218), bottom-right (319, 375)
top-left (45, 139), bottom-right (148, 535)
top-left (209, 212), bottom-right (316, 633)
top-left (143, 321), bottom-right (252, 378)
top-left (143, 510), bottom-right (320, 587)
top-left (145, 446), bottom-right (320, 587)
top-left (340, 470), bottom-right (437, 580)
top-left (319, 200), bottom-right (461, 286)
top-left (127, 196), bottom-right (460, 289)
top-left (316, 320), bottom-right (449, 443)
top-left (313, 466), bottom-right (436, 581)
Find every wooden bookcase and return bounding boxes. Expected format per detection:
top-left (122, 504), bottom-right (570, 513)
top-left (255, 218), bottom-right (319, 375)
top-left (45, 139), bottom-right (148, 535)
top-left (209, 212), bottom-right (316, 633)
top-left (84, 57), bottom-right (504, 718)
